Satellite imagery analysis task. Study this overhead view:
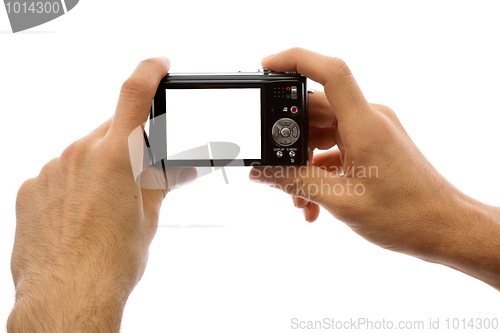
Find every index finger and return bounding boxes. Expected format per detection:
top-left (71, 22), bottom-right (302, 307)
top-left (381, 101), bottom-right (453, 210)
top-left (109, 57), bottom-right (170, 138)
top-left (261, 48), bottom-right (372, 125)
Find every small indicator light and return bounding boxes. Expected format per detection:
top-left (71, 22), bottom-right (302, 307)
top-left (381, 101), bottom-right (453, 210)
top-left (286, 87), bottom-right (291, 91)
top-left (286, 94), bottom-right (291, 99)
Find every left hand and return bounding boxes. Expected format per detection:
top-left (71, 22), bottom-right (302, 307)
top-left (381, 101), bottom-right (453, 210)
top-left (8, 57), bottom-right (195, 332)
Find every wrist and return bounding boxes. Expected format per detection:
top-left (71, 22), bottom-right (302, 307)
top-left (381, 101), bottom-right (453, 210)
top-left (433, 194), bottom-right (500, 291)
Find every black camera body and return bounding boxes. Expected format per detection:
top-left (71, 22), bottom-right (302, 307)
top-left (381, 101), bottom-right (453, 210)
top-left (149, 70), bottom-right (308, 167)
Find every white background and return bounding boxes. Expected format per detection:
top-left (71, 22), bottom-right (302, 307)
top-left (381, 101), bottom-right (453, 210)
top-left (1, 1), bottom-right (499, 332)
top-left (166, 88), bottom-right (261, 159)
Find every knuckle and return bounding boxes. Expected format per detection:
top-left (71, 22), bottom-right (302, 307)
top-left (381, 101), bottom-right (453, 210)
top-left (57, 138), bottom-right (92, 167)
top-left (39, 157), bottom-right (60, 176)
top-left (120, 77), bottom-right (150, 100)
top-left (16, 177), bottom-right (36, 200)
top-left (97, 136), bottom-right (128, 164)
top-left (371, 103), bottom-right (398, 120)
top-left (370, 109), bottom-right (404, 140)
top-left (60, 139), bottom-right (89, 165)
top-left (325, 57), bottom-right (352, 77)
top-left (22, 158), bottom-right (60, 195)
top-left (288, 46), bottom-right (305, 55)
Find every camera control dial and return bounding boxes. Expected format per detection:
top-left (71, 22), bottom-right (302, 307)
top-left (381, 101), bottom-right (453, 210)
top-left (272, 118), bottom-right (300, 147)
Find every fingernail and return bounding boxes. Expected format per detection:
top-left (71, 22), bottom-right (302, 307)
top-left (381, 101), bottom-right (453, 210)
top-left (262, 53), bottom-right (276, 60)
top-left (176, 168), bottom-right (197, 189)
top-left (249, 168), bottom-right (275, 185)
top-left (303, 208), bottom-right (309, 222)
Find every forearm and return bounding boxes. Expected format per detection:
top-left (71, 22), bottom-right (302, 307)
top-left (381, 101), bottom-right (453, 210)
top-left (7, 285), bottom-right (126, 332)
top-left (437, 195), bottom-right (500, 291)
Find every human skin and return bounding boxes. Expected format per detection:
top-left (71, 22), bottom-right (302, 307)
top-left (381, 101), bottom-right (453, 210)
top-left (250, 47), bottom-right (500, 291)
top-left (7, 57), bottom-right (196, 332)
top-left (7, 49), bottom-right (500, 333)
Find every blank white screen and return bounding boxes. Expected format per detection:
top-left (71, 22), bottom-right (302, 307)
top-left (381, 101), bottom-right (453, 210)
top-left (166, 88), bottom-right (261, 160)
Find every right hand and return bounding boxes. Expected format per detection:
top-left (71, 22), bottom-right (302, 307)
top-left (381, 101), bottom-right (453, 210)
top-left (250, 48), bottom-right (475, 260)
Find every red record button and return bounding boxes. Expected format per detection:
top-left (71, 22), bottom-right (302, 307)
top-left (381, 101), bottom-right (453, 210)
top-left (290, 106), bottom-right (298, 113)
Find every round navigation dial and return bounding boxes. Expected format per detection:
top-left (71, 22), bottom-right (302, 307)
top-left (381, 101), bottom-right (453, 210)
top-left (272, 118), bottom-right (300, 147)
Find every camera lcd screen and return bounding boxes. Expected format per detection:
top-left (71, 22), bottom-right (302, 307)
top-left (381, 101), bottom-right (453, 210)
top-left (165, 88), bottom-right (261, 160)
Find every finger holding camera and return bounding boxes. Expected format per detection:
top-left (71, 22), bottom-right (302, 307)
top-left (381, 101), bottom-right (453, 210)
top-left (251, 48), bottom-right (500, 291)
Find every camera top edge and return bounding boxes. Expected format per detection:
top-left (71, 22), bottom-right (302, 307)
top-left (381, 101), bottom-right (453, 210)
top-left (160, 70), bottom-right (306, 82)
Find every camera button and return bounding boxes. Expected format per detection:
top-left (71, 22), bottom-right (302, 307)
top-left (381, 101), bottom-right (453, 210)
top-left (289, 151), bottom-right (296, 157)
top-left (291, 106), bottom-right (298, 113)
top-left (276, 151), bottom-right (283, 158)
top-left (280, 138), bottom-right (292, 145)
top-left (272, 118), bottom-right (299, 147)
top-left (272, 126), bottom-right (280, 138)
top-left (281, 128), bottom-right (291, 137)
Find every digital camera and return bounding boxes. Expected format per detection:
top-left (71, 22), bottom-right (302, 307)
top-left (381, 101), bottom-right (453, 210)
top-left (148, 69), bottom-right (309, 168)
